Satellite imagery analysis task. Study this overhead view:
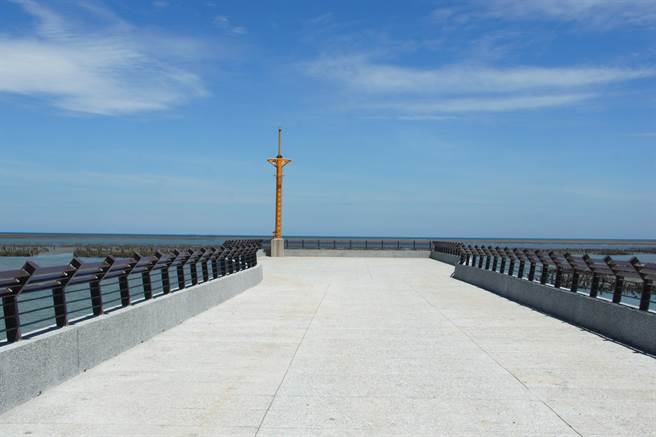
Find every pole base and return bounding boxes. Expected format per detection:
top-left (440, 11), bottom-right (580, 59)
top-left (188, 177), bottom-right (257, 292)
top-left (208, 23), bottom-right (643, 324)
top-left (270, 239), bottom-right (285, 257)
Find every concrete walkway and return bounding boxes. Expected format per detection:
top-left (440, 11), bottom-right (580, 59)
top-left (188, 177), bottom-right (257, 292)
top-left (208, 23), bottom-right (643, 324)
top-left (0, 257), bottom-right (654, 436)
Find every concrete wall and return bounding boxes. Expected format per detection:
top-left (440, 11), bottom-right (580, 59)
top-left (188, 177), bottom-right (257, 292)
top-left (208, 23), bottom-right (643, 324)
top-left (430, 252), bottom-right (461, 265)
top-left (0, 264), bottom-right (263, 415)
top-left (454, 264), bottom-right (656, 355)
top-left (284, 249), bottom-right (431, 258)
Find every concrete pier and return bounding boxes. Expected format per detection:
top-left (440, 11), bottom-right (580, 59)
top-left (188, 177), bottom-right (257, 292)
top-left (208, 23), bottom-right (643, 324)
top-left (0, 257), bottom-right (654, 436)
top-left (270, 238), bottom-right (284, 257)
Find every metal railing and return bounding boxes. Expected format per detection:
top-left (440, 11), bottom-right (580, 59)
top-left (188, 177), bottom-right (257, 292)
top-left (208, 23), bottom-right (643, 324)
top-left (274, 238), bottom-right (432, 250)
top-left (432, 241), bottom-right (655, 312)
top-left (0, 240), bottom-right (262, 345)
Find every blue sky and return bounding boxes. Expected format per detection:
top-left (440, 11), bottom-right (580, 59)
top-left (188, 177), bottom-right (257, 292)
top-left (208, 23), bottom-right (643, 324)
top-left (0, 0), bottom-right (654, 238)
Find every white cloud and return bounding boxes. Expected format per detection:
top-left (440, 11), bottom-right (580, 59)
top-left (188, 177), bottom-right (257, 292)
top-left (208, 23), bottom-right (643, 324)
top-left (0, 0), bottom-right (209, 115)
top-left (305, 56), bottom-right (654, 94)
top-left (366, 94), bottom-right (594, 114)
top-left (303, 55), bottom-right (653, 114)
top-left (214, 15), bottom-right (247, 35)
top-left (492, 0), bottom-right (656, 25)
top-left (432, 0), bottom-right (656, 28)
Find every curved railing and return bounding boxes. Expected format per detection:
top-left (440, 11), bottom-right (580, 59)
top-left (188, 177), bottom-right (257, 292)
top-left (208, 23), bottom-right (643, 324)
top-left (432, 241), bottom-right (654, 312)
top-left (0, 240), bottom-right (262, 344)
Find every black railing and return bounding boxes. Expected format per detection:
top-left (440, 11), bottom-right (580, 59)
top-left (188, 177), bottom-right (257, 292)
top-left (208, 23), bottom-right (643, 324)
top-left (276, 238), bottom-right (432, 250)
top-left (432, 241), bottom-right (655, 312)
top-left (0, 240), bottom-right (262, 345)
top-left (431, 241), bottom-right (464, 255)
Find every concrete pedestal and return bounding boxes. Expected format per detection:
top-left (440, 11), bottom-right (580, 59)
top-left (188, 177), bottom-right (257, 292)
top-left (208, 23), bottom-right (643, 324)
top-left (270, 238), bottom-right (285, 257)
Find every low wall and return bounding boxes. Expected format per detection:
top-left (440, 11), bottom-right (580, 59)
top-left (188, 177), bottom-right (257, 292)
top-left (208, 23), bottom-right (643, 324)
top-left (0, 264), bottom-right (263, 415)
top-left (454, 264), bottom-right (656, 355)
top-left (284, 249), bottom-right (431, 258)
top-left (430, 252), bottom-right (460, 265)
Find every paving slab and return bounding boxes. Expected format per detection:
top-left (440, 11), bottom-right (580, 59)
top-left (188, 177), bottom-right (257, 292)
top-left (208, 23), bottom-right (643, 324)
top-left (0, 256), bottom-right (654, 437)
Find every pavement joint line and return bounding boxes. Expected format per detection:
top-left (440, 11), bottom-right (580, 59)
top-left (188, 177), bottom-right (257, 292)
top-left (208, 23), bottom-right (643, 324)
top-left (407, 280), bottom-right (584, 437)
top-left (254, 282), bottom-right (330, 436)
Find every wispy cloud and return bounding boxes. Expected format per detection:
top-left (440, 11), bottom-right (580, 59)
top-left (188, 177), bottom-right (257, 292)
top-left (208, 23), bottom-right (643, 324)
top-left (0, 0), bottom-right (209, 115)
top-left (303, 54), bottom-right (654, 115)
top-left (305, 56), bottom-right (654, 94)
top-left (364, 94), bottom-right (594, 114)
top-left (432, 0), bottom-right (656, 28)
top-left (214, 15), bottom-right (247, 35)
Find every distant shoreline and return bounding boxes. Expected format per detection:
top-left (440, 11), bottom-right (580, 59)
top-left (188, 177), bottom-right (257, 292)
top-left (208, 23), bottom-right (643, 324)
top-left (0, 233), bottom-right (654, 246)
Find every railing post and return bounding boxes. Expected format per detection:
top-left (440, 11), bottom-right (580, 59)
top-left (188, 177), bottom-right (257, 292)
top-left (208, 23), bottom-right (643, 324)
top-left (3, 261), bottom-right (37, 343)
top-left (583, 255), bottom-right (599, 298)
top-left (210, 249), bottom-right (219, 278)
top-left (499, 248), bottom-right (506, 274)
top-left (537, 252), bottom-right (549, 284)
top-left (219, 251), bottom-right (227, 276)
top-left (639, 279), bottom-right (653, 311)
top-left (119, 256), bottom-right (138, 307)
top-left (570, 270), bottom-right (579, 292)
top-left (175, 250), bottom-right (186, 290)
top-left (189, 250), bottom-right (199, 285)
top-left (515, 250), bottom-right (525, 279)
top-left (2, 293), bottom-right (21, 343)
top-left (157, 251), bottom-right (171, 294)
top-left (227, 250), bottom-right (235, 274)
top-left (549, 252), bottom-right (562, 289)
top-left (90, 257), bottom-right (113, 316)
top-left (630, 258), bottom-right (652, 311)
top-left (236, 249), bottom-right (243, 271)
top-left (230, 249), bottom-right (236, 272)
top-left (140, 254), bottom-right (157, 300)
top-left (484, 248), bottom-right (491, 270)
top-left (247, 249), bottom-right (255, 268)
top-left (238, 250), bottom-right (246, 271)
top-left (52, 258), bottom-right (82, 328)
top-left (604, 256), bottom-right (623, 304)
top-left (491, 248), bottom-right (498, 272)
top-left (219, 249), bottom-right (230, 277)
top-left (524, 249), bottom-right (535, 282)
top-left (506, 249), bottom-right (515, 276)
top-left (590, 274), bottom-right (600, 298)
top-left (554, 266), bottom-right (562, 288)
top-left (564, 254), bottom-right (579, 293)
top-left (200, 249), bottom-right (210, 282)
top-left (250, 247), bottom-right (258, 267)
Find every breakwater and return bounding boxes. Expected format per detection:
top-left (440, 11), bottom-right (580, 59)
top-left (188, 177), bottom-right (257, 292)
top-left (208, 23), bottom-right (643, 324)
top-left (0, 246), bottom-right (50, 257)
